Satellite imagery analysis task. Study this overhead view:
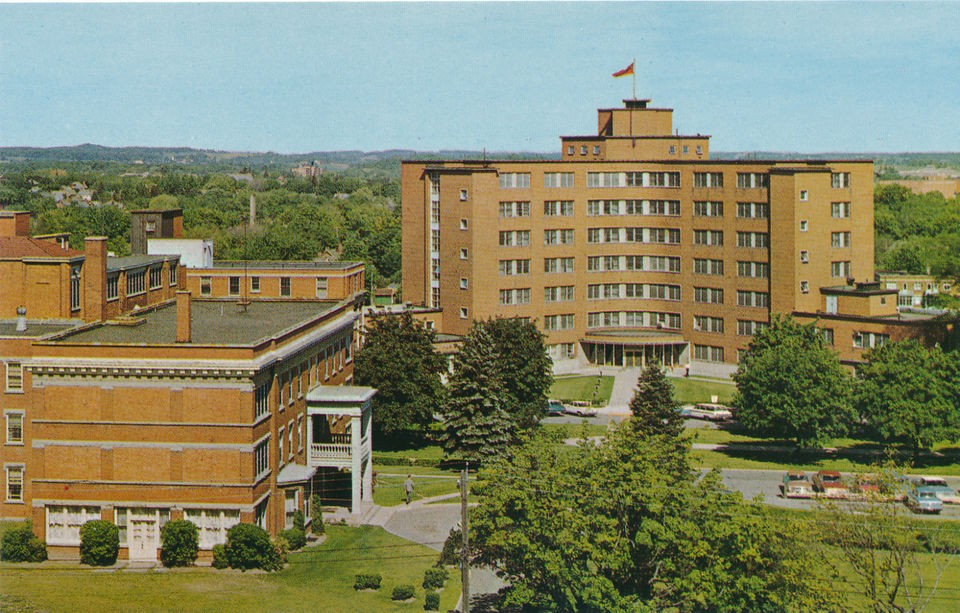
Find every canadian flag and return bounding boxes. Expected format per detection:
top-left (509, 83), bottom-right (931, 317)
top-left (612, 62), bottom-right (635, 78)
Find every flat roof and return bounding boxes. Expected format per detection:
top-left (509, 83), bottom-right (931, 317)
top-left (54, 299), bottom-right (340, 346)
top-left (107, 254), bottom-right (178, 272)
top-left (403, 157), bottom-right (873, 166)
top-left (0, 321), bottom-right (80, 338)
top-left (306, 385), bottom-right (376, 403)
top-left (210, 260), bottom-right (362, 270)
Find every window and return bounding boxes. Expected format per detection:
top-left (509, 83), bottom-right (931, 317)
top-left (544, 286), bottom-right (575, 303)
top-left (580, 145), bottom-right (587, 155)
top-left (737, 320), bottom-right (769, 336)
top-left (567, 145), bottom-right (574, 155)
top-left (459, 189), bottom-right (468, 201)
top-left (800, 250), bottom-right (809, 263)
top-left (682, 145), bottom-right (689, 154)
top-left (831, 261), bottom-right (851, 278)
top-left (284, 490), bottom-right (299, 529)
top-left (460, 219), bottom-right (468, 230)
top-left (549, 343), bottom-right (577, 359)
top-left (543, 172), bottom-right (574, 188)
top-left (543, 257), bottom-right (574, 274)
top-left (694, 345), bottom-right (725, 362)
top-left (115, 507), bottom-right (169, 546)
top-left (820, 328), bottom-right (835, 346)
top-left (5, 411), bottom-right (23, 444)
top-left (799, 190), bottom-right (809, 201)
top-left (853, 331), bottom-right (889, 349)
top-left (498, 231), bottom-right (530, 247)
top-left (46, 506), bottom-right (100, 544)
top-left (625, 171), bottom-right (680, 188)
top-left (587, 199), bottom-right (680, 217)
top-left (737, 290), bottom-right (769, 308)
top-left (831, 232), bottom-right (851, 248)
top-left (694, 287), bottom-right (724, 304)
top-left (586, 172), bottom-right (624, 188)
top-left (255, 382), bottom-right (270, 420)
top-left (229, 276), bottom-right (241, 296)
top-left (127, 270), bottom-right (145, 296)
top-left (543, 200), bottom-right (574, 216)
top-left (736, 173), bottom-right (769, 189)
top-left (543, 314), bottom-right (575, 331)
top-left (593, 145), bottom-right (601, 155)
top-left (693, 172), bottom-right (723, 188)
top-left (5, 362), bottom-right (23, 393)
top-left (498, 201), bottom-right (530, 218)
top-left (278, 427), bottom-right (285, 465)
top-left (800, 280), bottom-right (810, 293)
top-left (499, 173), bottom-right (530, 189)
top-left (694, 230), bottom-right (724, 246)
top-left (279, 277), bottom-right (291, 297)
top-left (169, 264), bottom-right (178, 286)
top-left (696, 145), bottom-right (703, 155)
top-left (459, 278), bottom-right (468, 290)
top-left (737, 261), bottom-right (769, 278)
top-left (587, 283), bottom-right (621, 300)
top-left (623, 283), bottom-right (681, 301)
top-left (543, 229), bottom-right (575, 245)
top-left (736, 202), bottom-right (769, 219)
top-left (693, 315), bottom-right (724, 333)
top-left (200, 277), bottom-right (212, 296)
top-left (316, 277), bottom-right (328, 299)
top-left (459, 248), bottom-right (469, 260)
top-left (255, 438), bottom-right (270, 479)
top-left (184, 509), bottom-right (240, 549)
top-left (800, 220), bottom-right (809, 232)
top-left (499, 288), bottom-right (531, 305)
top-left (694, 258), bottom-right (724, 275)
top-left (623, 255), bottom-right (680, 273)
top-left (297, 415), bottom-right (304, 452)
top-left (70, 265), bottom-right (82, 311)
top-left (459, 307), bottom-right (469, 319)
top-left (737, 232), bottom-right (769, 249)
top-left (150, 266), bottom-right (163, 290)
top-left (669, 145), bottom-right (676, 155)
top-left (831, 172), bottom-right (851, 188)
top-left (694, 201), bottom-right (723, 217)
top-left (251, 276), bottom-right (261, 293)
top-left (106, 274), bottom-right (119, 300)
top-left (499, 259), bottom-right (531, 276)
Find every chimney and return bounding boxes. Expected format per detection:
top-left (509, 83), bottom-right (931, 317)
top-left (0, 211), bottom-right (31, 237)
top-left (16, 306), bottom-right (27, 333)
top-left (82, 237), bottom-right (109, 323)
top-left (249, 194), bottom-right (257, 227)
top-left (175, 291), bottom-right (192, 343)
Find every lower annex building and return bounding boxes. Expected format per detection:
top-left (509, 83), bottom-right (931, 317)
top-left (402, 98), bottom-right (956, 373)
top-left (0, 210), bottom-right (373, 561)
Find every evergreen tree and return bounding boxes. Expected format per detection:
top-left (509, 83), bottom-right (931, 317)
top-left (483, 317), bottom-right (553, 430)
top-left (629, 365), bottom-right (683, 438)
top-left (439, 323), bottom-right (516, 463)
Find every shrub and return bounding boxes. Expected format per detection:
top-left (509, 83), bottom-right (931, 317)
top-left (211, 544), bottom-right (229, 569)
top-left (422, 566), bottom-right (449, 590)
top-left (354, 573), bottom-right (382, 590)
top-left (392, 584), bottom-right (415, 601)
top-left (292, 509), bottom-right (305, 532)
top-left (273, 535), bottom-right (289, 566)
top-left (280, 528), bottom-right (306, 551)
top-left (437, 527), bottom-right (461, 567)
top-left (0, 523), bottom-right (47, 563)
top-left (223, 523), bottom-right (282, 571)
top-left (424, 590), bottom-right (440, 611)
top-left (159, 519), bottom-right (199, 567)
top-left (80, 520), bottom-right (119, 566)
top-left (311, 494), bottom-right (325, 534)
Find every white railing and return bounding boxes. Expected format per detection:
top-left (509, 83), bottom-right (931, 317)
top-left (310, 443), bottom-right (352, 462)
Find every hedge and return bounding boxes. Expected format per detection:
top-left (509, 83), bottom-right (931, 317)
top-left (223, 523), bottom-right (282, 571)
top-left (1, 523), bottom-right (47, 563)
top-left (280, 528), bottom-right (306, 551)
top-left (160, 520), bottom-right (199, 567)
top-left (424, 590), bottom-right (440, 611)
top-left (354, 573), bottom-right (382, 590)
top-left (422, 566), bottom-right (449, 590)
top-left (80, 520), bottom-right (119, 566)
top-left (391, 584), bottom-right (415, 601)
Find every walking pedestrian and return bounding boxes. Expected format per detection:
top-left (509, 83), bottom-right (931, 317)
top-left (403, 474), bottom-right (415, 505)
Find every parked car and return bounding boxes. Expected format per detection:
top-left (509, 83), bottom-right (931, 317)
top-left (565, 401), bottom-right (598, 417)
top-left (546, 399), bottom-right (566, 416)
top-left (905, 486), bottom-right (944, 514)
top-left (678, 403), bottom-right (734, 422)
top-left (782, 471), bottom-right (814, 498)
top-left (850, 474), bottom-right (882, 500)
top-left (812, 470), bottom-right (849, 499)
top-left (913, 477), bottom-right (960, 504)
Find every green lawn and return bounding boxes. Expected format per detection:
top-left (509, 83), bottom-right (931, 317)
top-left (669, 377), bottom-right (736, 405)
top-left (0, 525), bottom-right (459, 613)
top-left (372, 473), bottom-right (461, 506)
top-left (550, 375), bottom-right (614, 406)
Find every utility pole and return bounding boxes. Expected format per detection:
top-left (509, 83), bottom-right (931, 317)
top-left (460, 462), bottom-right (470, 613)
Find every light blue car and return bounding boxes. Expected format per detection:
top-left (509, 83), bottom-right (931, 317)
top-left (905, 486), bottom-right (943, 514)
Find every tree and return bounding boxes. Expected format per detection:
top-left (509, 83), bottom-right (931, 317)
top-left (856, 340), bottom-right (960, 458)
top-left (733, 315), bottom-right (856, 448)
top-left (470, 424), bottom-right (838, 612)
top-left (482, 317), bottom-right (553, 430)
top-left (438, 323), bottom-right (515, 463)
top-left (628, 365), bottom-right (683, 438)
top-left (353, 312), bottom-right (447, 445)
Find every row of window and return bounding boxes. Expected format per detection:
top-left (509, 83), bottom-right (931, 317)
top-left (491, 199), bottom-right (848, 222)
top-left (498, 229), bottom-right (773, 247)
top-left (495, 171), bottom-right (852, 191)
top-left (496, 256), bottom-right (776, 277)
top-left (103, 265), bottom-right (178, 302)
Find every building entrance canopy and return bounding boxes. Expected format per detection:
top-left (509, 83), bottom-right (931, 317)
top-left (582, 329), bottom-right (689, 368)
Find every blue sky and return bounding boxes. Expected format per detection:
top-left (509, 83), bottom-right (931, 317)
top-left (1, 2), bottom-right (957, 154)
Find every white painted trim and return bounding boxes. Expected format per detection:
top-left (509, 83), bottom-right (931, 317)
top-left (32, 419), bottom-right (257, 428)
top-left (33, 439), bottom-right (255, 451)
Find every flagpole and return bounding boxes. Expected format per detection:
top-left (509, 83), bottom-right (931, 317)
top-left (632, 57), bottom-right (636, 100)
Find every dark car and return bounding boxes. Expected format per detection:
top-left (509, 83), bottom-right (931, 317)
top-left (546, 399), bottom-right (566, 416)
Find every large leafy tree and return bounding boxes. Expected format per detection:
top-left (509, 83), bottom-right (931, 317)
top-left (353, 312), bottom-right (447, 445)
top-left (471, 423), bottom-right (838, 612)
top-left (628, 365), bottom-right (683, 438)
top-left (482, 317), bottom-right (553, 430)
top-left (438, 323), bottom-right (515, 463)
top-left (733, 315), bottom-right (856, 448)
top-left (856, 340), bottom-right (960, 458)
